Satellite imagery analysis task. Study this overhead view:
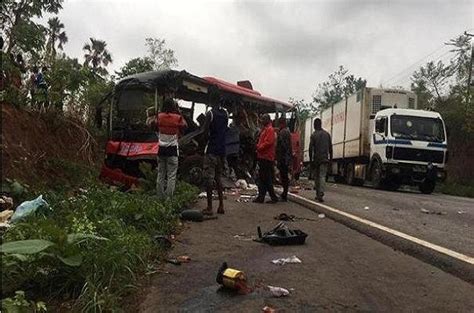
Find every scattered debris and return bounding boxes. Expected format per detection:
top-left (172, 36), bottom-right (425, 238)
top-left (233, 234), bottom-right (255, 241)
top-left (11, 195), bottom-right (49, 223)
top-left (166, 258), bottom-right (182, 265)
top-left (236, 195), bottom-right (254, 203)
top-left (392, 207), bottom-right (400, 211)
top-left (198, 192), bottom-right (207, 199)
top-left (364, 206), bottom-right (370, 210)
top-left (152, 235), bottom-right (173, 249)
top-left (274, 213), bottom-right (295, 221)
top-left (180, 209), bottom-right (218, 222)
top-left (235, 179), bottom-right (248, 190)
top-left (0, 210), bottom-right (14, 223)
top-left (256, 222), bottom-right (308, 245)
top-left (0, 222), bottom-right (11, 230)
top-left (274, 212), bottom-right (319, 222)
top-left (271, 255), bottom-right (302, 266)
top-left (420, 208), bottom-right (447, 215)
top-left (458, 211), bottom-right (466, 214)
top-left (0, 196), bottom-right (14, 211)
top-left (267, 285), bottom-right (290, 297)
top-left (318, 213), bottom-right (325, 219)
top-left (216, 262), bottom-right (251, 294)
top-left (177, 255), bottom-right (191, 263)
top-left (262, 306), bottom-right (277, 313)
top-left (247, 184), bottom-right (258, 191)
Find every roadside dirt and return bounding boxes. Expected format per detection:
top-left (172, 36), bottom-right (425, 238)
top-left (1, 104), bottom-right (100, 186)
top-left (137, 195), bottom-right (474, 312)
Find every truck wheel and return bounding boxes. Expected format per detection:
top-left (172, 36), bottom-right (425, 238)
top-left (180, 155), bottom-right (204, 187)
top-left (346, 163), bottom-right (355, 185)
top-left (385, 181), bottom-right (400, 191)
top-left (371, 160), bottom-right (384, 189)
top-left (419, 180), bottom-right (435, 194)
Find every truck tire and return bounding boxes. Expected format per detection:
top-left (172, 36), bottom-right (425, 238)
top-left (385, 181), bottom-right (400, 191)
top-left (346, 163), bottom-right (355, 185)
top-left (371, 160), bottom-right (384, 189)
top-left (179, 155), bottom-right (204, 187)
top-left (419, 180), bottom-right (435, 194)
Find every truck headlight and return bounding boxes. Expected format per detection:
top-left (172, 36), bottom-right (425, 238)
top-left (385, 146), bottom-right (393, 159)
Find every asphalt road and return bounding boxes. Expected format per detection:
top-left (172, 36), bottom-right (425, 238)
top-left (296, 180), bottom-right (474, 256)
top-left (138, 195), bottom-right (474, 313)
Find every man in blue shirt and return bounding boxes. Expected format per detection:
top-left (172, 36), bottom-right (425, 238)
top-left (202, 90), bottom-right (228, 215)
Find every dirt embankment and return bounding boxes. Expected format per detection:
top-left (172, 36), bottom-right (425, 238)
top-left (1, 103), bottom-right (100, 187)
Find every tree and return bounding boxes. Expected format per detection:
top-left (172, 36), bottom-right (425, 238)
top-left (115, 37), bottom-right (178, 78)
top-left (445, 34), bottom-right (472, 84)
top-left (145, 37), bottom-right (178, 70)
top-left (289, 98), bottom-right (317, 122)
top-left (312, 66), bottom-right (366, 110)
top-left (83, 38), bottom-right (113, 76)
top-left (115, 57), bottom-right (154, 79)
top-left (46, 16), bottom-right (68, 60)
top-left (1, 0), bottom-right (63, 55)
top-left (411, 60), bottom-right (450, 102)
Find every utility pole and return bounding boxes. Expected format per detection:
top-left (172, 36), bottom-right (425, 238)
top-left (465, 31), bottom-right (474, 105)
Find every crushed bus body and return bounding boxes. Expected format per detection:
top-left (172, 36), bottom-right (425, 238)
top-left (98, 70), bottom-right (301, 188)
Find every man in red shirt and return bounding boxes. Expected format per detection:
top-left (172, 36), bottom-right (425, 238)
top-left (253, 114), bottom-right (279, 204)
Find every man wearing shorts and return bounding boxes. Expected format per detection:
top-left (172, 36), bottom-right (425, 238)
top-left (202, 90), bottom-right (228, 215)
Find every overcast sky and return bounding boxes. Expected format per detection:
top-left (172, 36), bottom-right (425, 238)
top-left (55, 0), bottom-right (472, 103)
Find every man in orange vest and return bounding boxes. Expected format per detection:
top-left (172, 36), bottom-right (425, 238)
top-left (149, 98), bottom-right (187, 198)
top-left (253, 114), bottom-right (279, 203)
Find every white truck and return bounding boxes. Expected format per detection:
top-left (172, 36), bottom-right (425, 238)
top-left (303, 87), bottom-right (448, 194)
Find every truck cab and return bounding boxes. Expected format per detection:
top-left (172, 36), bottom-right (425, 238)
top-left (371, 108), bottom-right (447, 194)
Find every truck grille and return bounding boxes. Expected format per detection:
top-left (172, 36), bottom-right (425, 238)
top-left (393, 147), bottom-right (444, 164)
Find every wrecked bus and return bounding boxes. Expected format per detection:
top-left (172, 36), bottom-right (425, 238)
top-left (98, 70), bottom-right (300, 187)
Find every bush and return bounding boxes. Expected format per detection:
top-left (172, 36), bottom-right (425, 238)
top-left (1, 181), bottom-right (198, 311)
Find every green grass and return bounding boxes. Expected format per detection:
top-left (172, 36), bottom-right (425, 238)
top-left (1, 163), bottom-right (198, 312)
top-left (440, 181), bottom-right (474, 198)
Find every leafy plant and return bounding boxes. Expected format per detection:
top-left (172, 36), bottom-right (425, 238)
top-left (1, 291), bottom-right (47, 313)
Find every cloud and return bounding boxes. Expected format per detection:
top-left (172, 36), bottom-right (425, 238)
top-left (51, 0), bottom-right (472, 103)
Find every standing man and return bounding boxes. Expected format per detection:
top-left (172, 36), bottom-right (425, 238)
top-left (253, 114), bottom-right (279, 204)
top-left (149, 98), bottom-right (187, 198)
top-left (309, 118), bottom-right (332, 202)
top-left (276, 117), bottom-right (292, 202)
top-left (202, 91), bottom-right (228, 215)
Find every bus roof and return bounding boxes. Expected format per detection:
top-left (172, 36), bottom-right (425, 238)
top-left (116, 70), bottom-right (292, 112)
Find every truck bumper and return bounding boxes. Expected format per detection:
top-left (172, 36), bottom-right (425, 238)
top-left (384, 163), bottom-right (446, 184)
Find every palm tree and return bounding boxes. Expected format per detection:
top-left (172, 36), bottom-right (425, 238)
top-left (83, 38), bottom-right (113, 75)
top-left (46, 17), bottom-right (68, 59)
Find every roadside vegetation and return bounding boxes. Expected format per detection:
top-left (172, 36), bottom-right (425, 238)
top-left (1, 160), bottom-right (198, 312)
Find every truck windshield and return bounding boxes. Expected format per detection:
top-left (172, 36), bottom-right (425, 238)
top-left (391, 115), bottom-right (445, 142)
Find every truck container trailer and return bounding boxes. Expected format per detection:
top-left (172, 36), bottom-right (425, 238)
top-left (303, 87), bottom-right (447, 194)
